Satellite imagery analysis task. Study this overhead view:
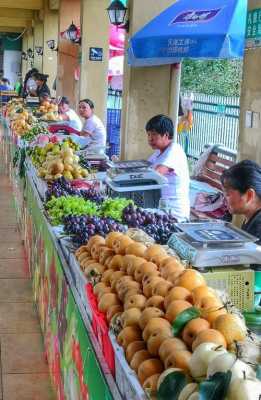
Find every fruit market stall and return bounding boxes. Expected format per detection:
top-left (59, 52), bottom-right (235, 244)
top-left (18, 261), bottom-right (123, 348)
top-left (1, 99), bottom-right (261, 400)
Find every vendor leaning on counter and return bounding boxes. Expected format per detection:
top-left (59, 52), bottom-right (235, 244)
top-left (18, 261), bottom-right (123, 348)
top-left (221, 160), bottom-right (261, 246)
top-left (78, 98), bottom-right (106, 151)
top-left (57, 96), bottom-right (82, 132)
top-left (146, 114), bottom-right (190, 222)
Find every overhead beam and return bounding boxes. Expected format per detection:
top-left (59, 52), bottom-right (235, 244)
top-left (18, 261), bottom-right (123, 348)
top-left (0, 27), bottom-right (24, 32)
top-left (0, 8), bottom-right (34, 18)
top-left (0, 17), bottom-right (32, 28)
top-left (0, 0), bottom-right (43, 9)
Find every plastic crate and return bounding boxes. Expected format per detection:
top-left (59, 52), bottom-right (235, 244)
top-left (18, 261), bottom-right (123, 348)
top-left (109, 332), bottom-right (147, 400)
top-left (201, 267), bottom-right (255, 311)
top-left (86, 284), bottom-right (115, 375)
top-left (106, 185), bottom-right (161, 208)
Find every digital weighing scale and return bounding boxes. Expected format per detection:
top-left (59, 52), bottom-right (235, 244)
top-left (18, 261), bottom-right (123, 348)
top-left (167, 221), bottom-right (260, 311)
top-left (25, 97), bottom-right (40, 108)
top-left (105, 160), bottom-right (168, 208)
top-left (167, 221), bottom-right (261, 268)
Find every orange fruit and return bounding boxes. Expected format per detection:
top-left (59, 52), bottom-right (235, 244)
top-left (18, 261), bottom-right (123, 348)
top-left (213, 314), bottom-right (247, 345)
top-left (192, 328), bottom-right (227, 351)
top-left (125, 242), bottom-right (147, 257)
top-left (164, 287), bottom-right (192, 310)
top-left (125, 341), bottom-right (146, 363)
top-left (159, 338), bottom-right (187, 361)
top-left (144, 245), bottom-right (167, 261)
top-left (130, 350), bottom-right (151, 372)
top-left (145, 296), bottom-right (165, 311)
top-left (175, 270), bottom-right (206, 291)
top-left (164, 350), bottom-right (192, 372)
top-left (191, 285), bottom-right (216, 304)
top-left (182, 318), bottom-right (210, 348)
top-left (165, 300), bottom-right (192, 323)
top-left (138, 359), bottom-right (164, 384)
top-left (196, 295), bottom-right (227, 324)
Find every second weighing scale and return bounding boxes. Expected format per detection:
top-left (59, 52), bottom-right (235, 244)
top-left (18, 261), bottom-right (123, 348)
top-left (105, 160), bottom-right (168, 208)
top-left (168, 221), bottom-right (261, 268)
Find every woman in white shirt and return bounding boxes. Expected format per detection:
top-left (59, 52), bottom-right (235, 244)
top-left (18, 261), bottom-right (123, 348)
top-left (146, 114), bottom-right (190, 221)
top-left (57, 96), bottom-right (82, 131)
top-left (78, 98), bottom-right (106, 152)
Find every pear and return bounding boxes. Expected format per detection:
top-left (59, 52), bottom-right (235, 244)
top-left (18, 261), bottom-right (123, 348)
top-left (189, 342), bottom-right (227, 379)
top-left (207, 352), bottom-right (236, 377)
top-left (228, 377), bottom-right (261, 400)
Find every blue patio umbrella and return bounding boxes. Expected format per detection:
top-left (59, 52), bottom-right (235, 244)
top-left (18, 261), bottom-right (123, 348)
top-left (128, 0), bottom-right (247, 67)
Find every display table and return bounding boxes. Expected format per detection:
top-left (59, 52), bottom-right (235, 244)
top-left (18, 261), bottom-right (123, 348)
top-left (1, 119), bottom-right (122, 400)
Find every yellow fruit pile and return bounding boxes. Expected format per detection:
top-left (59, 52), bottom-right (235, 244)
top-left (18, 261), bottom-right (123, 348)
top-left (10, 109), bottom-right (32, 135)
top-left (75, 233), bottom-right (248, 393)
top-left (39, 101), bottom-right (62, 121)
top-left (32, 143), bottom-right (88, 181)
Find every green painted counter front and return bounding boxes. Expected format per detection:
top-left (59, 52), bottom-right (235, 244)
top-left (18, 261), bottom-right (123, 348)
top-left (19, 172), bottom-right (114, 400)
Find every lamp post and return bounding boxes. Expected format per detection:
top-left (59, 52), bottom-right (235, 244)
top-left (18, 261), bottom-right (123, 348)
top-left (107, 0), bottom-right (129, 31)
top-left (67, 21), bottom-right (78, 42)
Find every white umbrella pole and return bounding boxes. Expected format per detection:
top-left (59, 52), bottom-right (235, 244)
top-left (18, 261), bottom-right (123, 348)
top-left (169, 63), bottom-right (182, 143)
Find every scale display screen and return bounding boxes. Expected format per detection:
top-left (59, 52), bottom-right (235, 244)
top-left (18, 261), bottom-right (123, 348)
top-left (110, 160), bottom-right (151, 169)
top-left (175, 222), bottom-right (258, 244)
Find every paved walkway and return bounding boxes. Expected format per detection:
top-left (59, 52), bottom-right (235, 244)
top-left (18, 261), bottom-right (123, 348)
top-left (0, 160), bottom-right (55, 399)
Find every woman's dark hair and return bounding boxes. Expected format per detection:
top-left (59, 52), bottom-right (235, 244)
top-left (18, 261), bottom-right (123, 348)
top-left (79, 98), bottom-right (94, 109)
top-left (35, 73), bottom-right (48, 82)
top-left (145, 114), bottom-right (174, 139)
top-left (221, 160), bottom-right (261, 199)
top-left (58, 96), bottom-right (70, 105)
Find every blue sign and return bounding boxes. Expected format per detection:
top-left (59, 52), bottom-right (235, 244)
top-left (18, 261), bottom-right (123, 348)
top-left (128, 0), bottom-right (247, 67)
top-left (89, 47), bottom-right (103, 61)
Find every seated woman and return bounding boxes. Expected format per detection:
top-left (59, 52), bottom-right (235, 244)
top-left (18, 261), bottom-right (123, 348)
top-left (221, 159), bottom-right (261, 245)
top-left (78, 98), bottom-right (106, 152)
top-left (146, 114), bottom-right (190, 222)
top-left (33, 73), bottom-right (51, 98)
top-left (58, 96), bottom-right (82, 132)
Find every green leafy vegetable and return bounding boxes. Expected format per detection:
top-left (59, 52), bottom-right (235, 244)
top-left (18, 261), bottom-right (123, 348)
top-left (172, 307), bottom-right (201, 337)
top-left (46, 196), bottom-right (99, 225)
top-left (100, 198), bottom-right (133, 221)
top-left (199, 371), bottom-right (232, 400)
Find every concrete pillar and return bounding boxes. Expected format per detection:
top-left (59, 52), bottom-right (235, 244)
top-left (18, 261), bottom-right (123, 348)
top-left (21, 35), bottom-right (28, 79)
top-left (121, 0), bottom-right (178, 160)
top-left (238, 0), bottom-right (261, 164)
top-left (80, 0), bottom-right (110, 123)
top-left (57, 0), bottom-right (81, 108)
top-left (34, 19), bottom-right (44, 72)
top-left (43, 0), bottom-right (58, 96)
top-left (27, 29), bottom-right (34, 69)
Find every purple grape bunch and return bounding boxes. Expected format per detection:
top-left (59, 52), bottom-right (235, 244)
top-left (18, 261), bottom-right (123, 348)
top-left (63, 215), bottom-right (127, 245)
top-left (46, 177), bottom-right (81, 201)
top-left (45, 177), bottom-right (104, 204)
top-left (122, 204), bottom-right (178, 244)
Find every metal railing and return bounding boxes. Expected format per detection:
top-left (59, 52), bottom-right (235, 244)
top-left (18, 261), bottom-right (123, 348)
top-left (106, 90), bottom-right (240, 160)
top-left (178, 93), bottom-right (240, 159)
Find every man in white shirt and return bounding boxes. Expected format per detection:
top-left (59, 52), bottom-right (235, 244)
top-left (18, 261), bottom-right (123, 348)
top-left (78, 98), bottom-right (106, 152)
top-left (146, 114), bottom-right (190, 221)
top-left (58, 96), bottom-right (82, 131)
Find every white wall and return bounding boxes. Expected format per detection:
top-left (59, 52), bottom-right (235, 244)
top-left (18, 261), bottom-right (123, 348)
top-left (3, 50), bottom-right (21, 88)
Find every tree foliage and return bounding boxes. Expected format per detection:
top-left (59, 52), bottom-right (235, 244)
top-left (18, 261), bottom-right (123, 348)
top-left (181, 59), bottom-right (243, 97)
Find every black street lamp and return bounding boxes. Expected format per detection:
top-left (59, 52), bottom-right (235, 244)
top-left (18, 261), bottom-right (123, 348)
top-left (107, 0), bottom-right (129, 31)
top-left (35, 46), bottom-right (43, 56)
top-left (21, 51), bottom-right (28, 61)
top-left (27, 48), bottom-right (34, 59)
top-left (67, 21), bottom-right (78, 42)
